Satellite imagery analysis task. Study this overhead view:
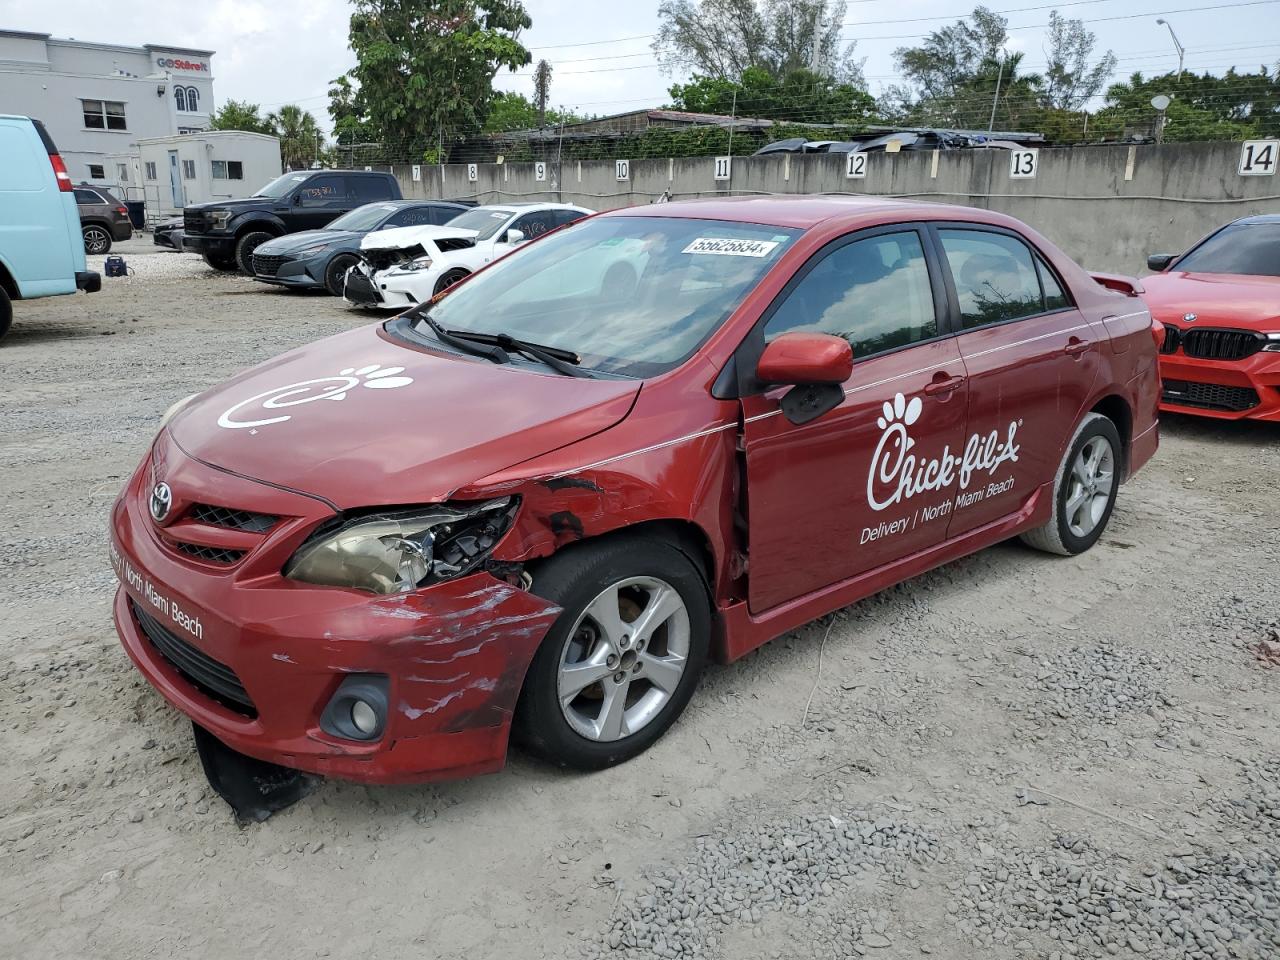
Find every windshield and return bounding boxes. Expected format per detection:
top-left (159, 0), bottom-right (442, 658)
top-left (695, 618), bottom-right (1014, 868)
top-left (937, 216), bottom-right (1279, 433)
top-left (326, 202), bottom-right (400, 232)
top-left (444, 207), bottom-right (517, 241)
top-left (253, 172), bottom-right (310, 199)
top-left (416, 216), bottom-right (800, 377)
top-left (1176, 222), bottom-right (1280, 277)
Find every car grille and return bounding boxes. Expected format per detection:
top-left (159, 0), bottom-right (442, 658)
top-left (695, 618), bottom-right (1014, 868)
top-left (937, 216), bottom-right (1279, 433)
top-left (1159, 325), bottom-right (1181, 354)
top-left (174, 542), bottom-right (246, 565)
top-left (189, 503), bottom-right (277, 534)
top-left (130, 598), bottom-right (256, 716)
top-left (183, 211), bottom-right (209, 234)
top-left (251, 254), bottom-right (287, 278)
top-left (1180, 329), bottom-right (1263, 361)
top-left (1161, 379), bottom-right (1260, 412)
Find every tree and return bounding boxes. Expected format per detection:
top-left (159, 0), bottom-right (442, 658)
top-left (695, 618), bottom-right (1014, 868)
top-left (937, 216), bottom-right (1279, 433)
top-left (533, 59), bottom-right (552, 128)
top-left (483, 91), bottom-right (579, 132)
top-left (892, 6), bottom-right (1009, 104)
top-left (209, 99), bottom-right (273, 134)
top-left (267, 105), bottom-right (324, 169)
top-left (344, 0), bottom-right (532, 162)
top-left (1041, 11), bottom-right (1116, 111)
top-left (1093, 70), bottom-right (1277, 141)
top-left (669, 66), bottom-right (876, 124)
top-left (654, 0), bottom-right (864, 85)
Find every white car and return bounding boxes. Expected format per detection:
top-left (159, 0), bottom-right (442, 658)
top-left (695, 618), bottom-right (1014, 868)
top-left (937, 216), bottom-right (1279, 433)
top-left (344, 202), bottom-right (594, 309)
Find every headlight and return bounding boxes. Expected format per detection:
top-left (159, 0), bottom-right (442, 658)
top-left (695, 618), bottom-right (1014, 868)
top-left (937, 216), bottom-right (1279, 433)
top-left (1264, 333), bottom-right (1280, 353)
top-left (284, 498), bottom-right (518, 594)
top-left (296, 242), bottom-right (333, 257)
top-left (160, 393), bottom-right (198, 427)
top-left (401, 256), bottom-right (433, 272)
top-left (210, 210), bottom-right (232, 229)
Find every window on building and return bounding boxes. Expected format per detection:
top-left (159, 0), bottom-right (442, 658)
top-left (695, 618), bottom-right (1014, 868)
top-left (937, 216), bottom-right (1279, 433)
top-left (182, 159), bottom-right (196, 180)
top-left (82, 100), bottom-right (127, 131)
top-left (144, 161), bottom-right (158, 181)
top-left (211, 160), bottom-right (244, 180)
top-left (117, 163), bottom-right (129, 181)
top-left (174, 87), bottom-right (187, 112)
top-left (186, 86), bottom-right (200, 111)
top-left (87, 164), bottom-right (106, 179)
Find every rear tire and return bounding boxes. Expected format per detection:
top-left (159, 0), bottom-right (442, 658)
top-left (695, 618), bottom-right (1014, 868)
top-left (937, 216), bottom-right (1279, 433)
top-left (515, 537), bottom-right (710, 771)
top-left (202, 250), bottom-right (239, 272)
top-left (433, 268), bottom-right (469, 297)
top-left (235, 231), bottom-right (274, 274)
top-left (323, 254), bottom-right (359, 297)
top-left (83, 225), bottom-right (112, 255)
top-left (0, 286), bottom-right (12, 342)
top-left (1020, 412), bottom-right (1121, 556)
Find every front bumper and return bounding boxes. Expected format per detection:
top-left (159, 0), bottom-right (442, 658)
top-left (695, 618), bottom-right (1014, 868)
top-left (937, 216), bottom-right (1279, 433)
top-left (109, 440), bottom-right (561, 783)
top-left (184, 234), bottom-right (234, 256)
top-left (1158, 348), bottom-right (1280, 421)
top-left (252, 253), bottom-right (324, 289)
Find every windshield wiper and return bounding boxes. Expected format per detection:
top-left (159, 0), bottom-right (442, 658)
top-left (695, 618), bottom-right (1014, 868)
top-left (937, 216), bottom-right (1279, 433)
top-left (445, 331), bottom-right (588, 377)
top-left (416, 313), bottom-right (510, 365)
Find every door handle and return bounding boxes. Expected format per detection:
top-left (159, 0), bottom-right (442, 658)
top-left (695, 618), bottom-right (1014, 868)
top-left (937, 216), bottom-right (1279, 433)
top-left (1064, 338), bottom-right (1091, 357)
top-left (923, 374), bottom-right (966, 396)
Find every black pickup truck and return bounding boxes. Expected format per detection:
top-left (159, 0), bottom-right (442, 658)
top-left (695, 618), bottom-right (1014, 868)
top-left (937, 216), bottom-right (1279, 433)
top-left (182, 170), bottom-right (402, 273)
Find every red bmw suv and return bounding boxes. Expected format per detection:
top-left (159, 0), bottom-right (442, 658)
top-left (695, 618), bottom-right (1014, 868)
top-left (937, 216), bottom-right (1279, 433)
top-left (110, 197), bottom-right (1160, 785)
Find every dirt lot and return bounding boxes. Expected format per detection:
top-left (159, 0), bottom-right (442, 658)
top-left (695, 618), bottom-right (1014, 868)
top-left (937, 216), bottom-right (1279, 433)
top-left (2, 238), bottom-right (1278, 960)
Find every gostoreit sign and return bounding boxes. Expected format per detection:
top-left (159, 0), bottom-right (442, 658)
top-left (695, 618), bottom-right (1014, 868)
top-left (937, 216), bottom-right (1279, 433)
top-left (155, 57), bottom-right (209, 72)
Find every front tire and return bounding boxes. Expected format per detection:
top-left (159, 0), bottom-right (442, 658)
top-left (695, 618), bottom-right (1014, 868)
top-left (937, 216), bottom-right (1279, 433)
top-left (0, 286), bottom-right (12, 342)
top-left (83, 225), bottom-right (112, 255)
top-left (234, 231), bottom-right (274, 274)
top-left (202, 250), bottom-right (239, 272)
top-left (323, 254), bottom-right (359, 297)
top-left (515, 537), bottom-right (711, 770)
top-left (1020, 412), bottom-right (1121, 556)
top-left (433, 268), bottom-right (469, 297)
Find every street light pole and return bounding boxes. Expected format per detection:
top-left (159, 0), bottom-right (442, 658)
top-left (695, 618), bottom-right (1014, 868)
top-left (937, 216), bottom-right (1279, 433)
top-left (1156, 18), bottom-right (1185, 80)
top-left (988, 53), bottom-right (1006, 133)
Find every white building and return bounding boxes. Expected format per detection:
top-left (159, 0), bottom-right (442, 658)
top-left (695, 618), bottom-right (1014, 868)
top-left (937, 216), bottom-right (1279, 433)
top-left (0, 29), bottom-right (215, 187)
top-left (110, 131), bottom-right (281, 220)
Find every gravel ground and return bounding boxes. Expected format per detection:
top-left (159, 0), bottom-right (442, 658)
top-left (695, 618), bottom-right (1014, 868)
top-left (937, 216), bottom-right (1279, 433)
top-left (2, 238), bottom-right (1278, 959)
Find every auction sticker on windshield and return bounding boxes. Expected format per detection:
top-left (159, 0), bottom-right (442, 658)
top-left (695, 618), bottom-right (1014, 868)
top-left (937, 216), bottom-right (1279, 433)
top-left (683, 237), bottom-right (781, 257)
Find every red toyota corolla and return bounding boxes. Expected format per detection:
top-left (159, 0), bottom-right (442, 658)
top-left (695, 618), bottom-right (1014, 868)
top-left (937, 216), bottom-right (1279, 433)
top-left (110, 196), bottom-right (1160, 787)
top-left (1145, 215), bottom-right (1280, 421)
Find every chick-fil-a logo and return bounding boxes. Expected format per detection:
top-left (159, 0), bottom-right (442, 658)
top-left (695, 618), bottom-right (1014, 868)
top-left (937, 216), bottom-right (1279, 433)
top-left (868, 392), bottom-right (1020, 511)
top-left (217, 364), bottom-right (414, 430)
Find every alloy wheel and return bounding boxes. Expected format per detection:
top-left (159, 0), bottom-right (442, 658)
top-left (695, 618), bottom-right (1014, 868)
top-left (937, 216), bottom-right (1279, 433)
top-left (556, 576), bottom-right (691, 742)
top-left (84, 227), bottom-right (110, 254)
top-left (1064, 436), bottom-right (1115, 538)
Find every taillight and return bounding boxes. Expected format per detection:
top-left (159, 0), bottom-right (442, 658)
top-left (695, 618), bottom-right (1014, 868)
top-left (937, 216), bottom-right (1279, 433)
top-left (1150, 317), bottom-right (1165, 349)
top-left (48, 153), bottom-right (73, 192)
top-left (116, 206), bottom-right (129, 216)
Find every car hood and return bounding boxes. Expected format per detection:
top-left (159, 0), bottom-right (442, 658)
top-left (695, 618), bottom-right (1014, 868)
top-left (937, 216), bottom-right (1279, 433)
top-left (187, 197), bottom-right (275, 214)
top-left (1141, 272), bottom-right (1280, 329)
top-left (361, 224), bottom-right (479, 252)
top-left (165, 324), bottom-right (640, 508)
top-left (257, 229), bottom-right (362, 255)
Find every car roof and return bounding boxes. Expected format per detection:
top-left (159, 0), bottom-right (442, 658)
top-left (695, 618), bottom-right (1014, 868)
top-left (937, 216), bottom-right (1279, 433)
top-left (1232, 214), bottom-right (1280, 225)
top-left (602, 194), bottom-right (984, 230)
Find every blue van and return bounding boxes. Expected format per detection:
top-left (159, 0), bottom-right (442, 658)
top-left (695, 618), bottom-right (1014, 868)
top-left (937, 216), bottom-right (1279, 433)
top-left (0, 115), bottom-right (101, 340)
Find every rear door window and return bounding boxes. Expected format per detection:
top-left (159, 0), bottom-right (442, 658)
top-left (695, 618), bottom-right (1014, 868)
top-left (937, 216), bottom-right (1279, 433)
top-left (938, 229), bottom-right (1044, 328)
top-left (764, 231), bottom-right (938, 359)
top-left (352, 176), bottom-right (394, 202)
top-left (387, 206), bottom-right (436, 228)
top-left (1036, 255), bottom-right (1071, 311)
top-left (74, 188), bottom-right (104, 205)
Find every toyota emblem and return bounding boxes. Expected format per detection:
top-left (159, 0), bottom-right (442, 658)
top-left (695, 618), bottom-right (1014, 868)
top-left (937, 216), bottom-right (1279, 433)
top-left (1183, 312), bottom-right (1198, 323)
top-left (150, 481), bottom-right (173, 523)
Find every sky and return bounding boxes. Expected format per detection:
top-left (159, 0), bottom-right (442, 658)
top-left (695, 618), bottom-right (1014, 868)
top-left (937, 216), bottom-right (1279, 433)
top-left (2, 0), bottom-right (1278, 135)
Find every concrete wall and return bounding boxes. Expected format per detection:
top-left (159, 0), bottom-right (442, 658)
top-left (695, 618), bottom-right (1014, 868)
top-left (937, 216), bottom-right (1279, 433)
top-left (389, 141), bottom-right (1280, 274)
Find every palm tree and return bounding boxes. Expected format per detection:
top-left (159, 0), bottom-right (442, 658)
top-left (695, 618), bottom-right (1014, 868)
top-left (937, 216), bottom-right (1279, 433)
top-left (533, 60), bottom-right (553, 129)
top-left (268, 105), bottom-right (324, 170)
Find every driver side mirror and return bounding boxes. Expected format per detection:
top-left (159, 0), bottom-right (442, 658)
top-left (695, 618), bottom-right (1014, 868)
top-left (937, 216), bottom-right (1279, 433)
top-left (292, 193), bottom-right (303, 206)
top-left (505, 228), bottom-right (526, 245)
top-left (1146, 253), bottom-right (1176, 272)
top-left (757, 333), bottom-right (853, 426)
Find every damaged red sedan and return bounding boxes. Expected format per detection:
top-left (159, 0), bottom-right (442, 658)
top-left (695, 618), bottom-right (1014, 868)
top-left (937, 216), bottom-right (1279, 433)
top-left (110, 196), bottom-right (1160, 791)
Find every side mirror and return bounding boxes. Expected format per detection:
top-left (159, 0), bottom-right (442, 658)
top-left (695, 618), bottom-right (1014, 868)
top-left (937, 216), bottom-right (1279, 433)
top-left (505, 228), bottom-right (526, 245)
top-left (1146, 253), bottom-right (1176, 272)
top-left (292, 193), bottom-right (303, 206)
top-left (757, 333), bottom-right (853, 426)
